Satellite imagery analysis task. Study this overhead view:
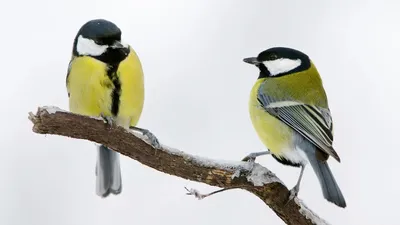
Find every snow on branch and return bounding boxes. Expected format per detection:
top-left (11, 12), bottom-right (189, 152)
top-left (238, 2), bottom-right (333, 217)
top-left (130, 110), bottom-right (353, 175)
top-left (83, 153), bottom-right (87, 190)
top-left (28, 106), bottom-right (330, 225)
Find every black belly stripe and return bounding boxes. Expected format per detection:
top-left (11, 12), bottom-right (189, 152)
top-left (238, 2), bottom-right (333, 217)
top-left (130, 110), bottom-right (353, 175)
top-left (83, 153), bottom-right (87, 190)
top-left (106, 65), bottom-right (121, 116)
top-left (271, 154), bottom-right (302, 167)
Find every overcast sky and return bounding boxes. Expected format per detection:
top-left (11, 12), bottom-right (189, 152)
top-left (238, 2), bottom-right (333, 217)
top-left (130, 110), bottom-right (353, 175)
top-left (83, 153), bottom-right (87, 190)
top-left (2, 0), bottom-right (399, 224)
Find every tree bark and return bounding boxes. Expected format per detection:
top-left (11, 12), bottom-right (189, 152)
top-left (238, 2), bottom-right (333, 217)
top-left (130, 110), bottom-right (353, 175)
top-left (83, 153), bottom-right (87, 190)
top-left (28, 106), bottom-right (329, 225)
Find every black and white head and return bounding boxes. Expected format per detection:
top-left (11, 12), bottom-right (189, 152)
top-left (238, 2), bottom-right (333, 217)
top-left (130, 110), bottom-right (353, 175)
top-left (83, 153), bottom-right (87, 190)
top-left (72, 19), bottom-right (130, 65)
top-left (243, 47), bottom-right (311, 78)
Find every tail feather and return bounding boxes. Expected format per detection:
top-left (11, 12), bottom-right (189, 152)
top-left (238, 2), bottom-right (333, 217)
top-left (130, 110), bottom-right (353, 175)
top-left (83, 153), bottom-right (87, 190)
top-left (96, 145), bottom-right (122, 197)
top-left (307, 153), bottom-right (346, 208)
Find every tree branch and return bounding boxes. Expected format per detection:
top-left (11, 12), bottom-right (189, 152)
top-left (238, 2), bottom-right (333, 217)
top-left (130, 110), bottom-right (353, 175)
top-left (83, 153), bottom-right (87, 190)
top-left (28, 106), bottom-right (329, 225)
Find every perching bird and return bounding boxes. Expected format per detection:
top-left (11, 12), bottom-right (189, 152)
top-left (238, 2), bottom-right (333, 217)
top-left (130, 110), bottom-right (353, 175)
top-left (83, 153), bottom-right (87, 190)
top-left (66, 19), bottom-right (159, 197)
top-left (243, 47), bottom-right (346, 208)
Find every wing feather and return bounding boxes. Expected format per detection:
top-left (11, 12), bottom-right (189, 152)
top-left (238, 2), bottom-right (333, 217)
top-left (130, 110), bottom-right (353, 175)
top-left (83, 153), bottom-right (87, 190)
top-left (258, 86), bottom-right (340, 162)
top-left (66, 57), bottom-right (74, 98)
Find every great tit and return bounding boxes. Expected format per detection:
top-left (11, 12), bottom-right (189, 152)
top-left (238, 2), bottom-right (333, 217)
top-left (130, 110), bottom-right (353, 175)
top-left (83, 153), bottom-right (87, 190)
top-left (243, 47), bottom-right (346, 208)
top-left (66, 19), bottom-right (158, 198)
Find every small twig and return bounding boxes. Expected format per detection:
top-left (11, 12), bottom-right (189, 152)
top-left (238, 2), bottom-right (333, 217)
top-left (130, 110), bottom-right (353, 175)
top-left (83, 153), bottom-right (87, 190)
top-left (185, 187), bottom-right (237, 200)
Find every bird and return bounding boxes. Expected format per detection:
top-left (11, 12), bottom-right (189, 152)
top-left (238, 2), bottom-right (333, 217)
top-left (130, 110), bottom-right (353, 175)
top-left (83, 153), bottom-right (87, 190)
top-left (242, 47), bottom-right (346, 208)
top-left (66, 19), bottom-right (159, 198)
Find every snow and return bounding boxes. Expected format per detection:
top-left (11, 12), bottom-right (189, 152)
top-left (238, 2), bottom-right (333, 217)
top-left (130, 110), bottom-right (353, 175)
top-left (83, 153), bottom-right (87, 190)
top-left (125, 128), bottom-right (282, 186)
top-left (42, 106), bottom-right (65, 114)
top-left (295, 198), bottom-right (331, 225)
top-left (40, 105), bottom-right (281, 186)
top-left (41, 106), bottom-right (106, 123)
top-left (246, 164), bottom-right (281, 186)
top-left (162, 144), bottom-right (247, 169)
top-left (159, 144), bottom-right (282, 186)
top-left (129, 129), bottom-right (282, 186)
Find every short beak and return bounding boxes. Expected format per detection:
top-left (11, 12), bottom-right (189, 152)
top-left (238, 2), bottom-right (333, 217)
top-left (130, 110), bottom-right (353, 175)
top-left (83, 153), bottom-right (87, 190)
top-left (111, 41), bottom-right (129, 55)
top-left (111, 41), bottom-right (125, 49)
top-left (243, 57), bottom-right (260, 65)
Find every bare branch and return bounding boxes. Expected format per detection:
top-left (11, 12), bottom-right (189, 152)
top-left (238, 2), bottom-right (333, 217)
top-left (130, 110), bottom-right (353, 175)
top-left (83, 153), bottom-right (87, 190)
top-left (28, 106), bottom-right (329, 225)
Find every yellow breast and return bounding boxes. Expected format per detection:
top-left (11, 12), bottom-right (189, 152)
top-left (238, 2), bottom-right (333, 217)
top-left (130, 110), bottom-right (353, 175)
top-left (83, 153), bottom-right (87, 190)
top-left (67, 47), bottom-right (144, 128)
top-left (115, 48), bottom-right (145, 127)
top-left (67, 56), bottom-right (112, 116)
top-left (248, 79), bottom-right (293, 156)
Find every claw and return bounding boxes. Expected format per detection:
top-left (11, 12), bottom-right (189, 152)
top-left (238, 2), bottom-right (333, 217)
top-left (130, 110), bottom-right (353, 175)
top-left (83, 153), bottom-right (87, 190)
top-left (242, 153), bottom-right (259, 162)
top-left (130, 126), bottom-right (161, 149)
top-left (142, 129), bottom-right (161, 149)
top-left (235, 150), bottom-right (270, 179)
top-left (232, 160), bottom-right (256, 180)
top-left (100, 113), bottom-right (114, 126)
top-left (284, 186), bottom-right (299, 207)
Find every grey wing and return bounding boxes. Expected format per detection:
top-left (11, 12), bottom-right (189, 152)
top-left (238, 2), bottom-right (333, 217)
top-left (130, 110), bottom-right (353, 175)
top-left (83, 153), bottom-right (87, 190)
top-left (66, 57), bottom-right (74, 98)
top-left (257, 88), bottom-right (340, 162)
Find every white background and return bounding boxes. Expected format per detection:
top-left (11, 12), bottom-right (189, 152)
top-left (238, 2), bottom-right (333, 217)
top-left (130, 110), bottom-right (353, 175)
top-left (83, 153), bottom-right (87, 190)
top-left (1, 0), bottom-right (399, 224)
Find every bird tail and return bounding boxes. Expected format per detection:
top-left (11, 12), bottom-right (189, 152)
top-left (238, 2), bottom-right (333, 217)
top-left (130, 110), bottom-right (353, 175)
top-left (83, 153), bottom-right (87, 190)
top-left (307, 153), bottom-right (346, 208)
top-left (95, 145), bottom-right (122, 197)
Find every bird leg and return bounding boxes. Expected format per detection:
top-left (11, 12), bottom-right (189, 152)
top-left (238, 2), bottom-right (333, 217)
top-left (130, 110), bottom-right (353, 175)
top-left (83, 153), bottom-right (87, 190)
top-left (241, 150), bottom-right (271, 162)
top-left (129, 126), bottom-right (161, 149)
top-left (286, 165), bottom-right (305, 205)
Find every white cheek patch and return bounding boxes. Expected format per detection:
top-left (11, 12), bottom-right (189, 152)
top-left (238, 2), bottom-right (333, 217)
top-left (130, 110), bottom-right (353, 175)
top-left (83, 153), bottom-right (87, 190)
top-left (263, 58), bottom-right (302, 76)
top-left (76, 35), bottom-right (108, 56)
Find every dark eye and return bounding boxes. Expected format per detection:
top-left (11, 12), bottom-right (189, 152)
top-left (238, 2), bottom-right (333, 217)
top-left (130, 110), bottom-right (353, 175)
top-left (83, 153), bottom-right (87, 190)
top-left (94, 37), bottom-right (115, 46)
top-left (269, 53), bottom-right (278, 60)
top-left (100, 37), bottom-right (115, 45)
top-left (93, 39), bottom-right (104, 45)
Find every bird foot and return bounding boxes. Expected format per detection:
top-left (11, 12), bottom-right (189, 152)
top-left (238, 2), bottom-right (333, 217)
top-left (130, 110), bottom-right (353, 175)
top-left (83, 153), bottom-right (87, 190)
top-left (100, 114), bottom-right (114, 126)
top-left (142, 129), bottom-right (161, 149)
top-left (285, 185), bottom-right (299, 206)
top-left (232, 151), bottom-right (270, 179)
top-left (232, 160), bottom-right (256, 180)
top-left (130, 126), bottom-right (161, 149)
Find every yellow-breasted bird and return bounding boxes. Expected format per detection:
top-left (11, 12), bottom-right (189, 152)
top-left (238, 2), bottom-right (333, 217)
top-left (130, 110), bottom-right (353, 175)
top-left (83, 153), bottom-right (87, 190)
top-left (243, 47), bottom-right (346, 208)
top-left (66, 19), bottom-right (159, 197)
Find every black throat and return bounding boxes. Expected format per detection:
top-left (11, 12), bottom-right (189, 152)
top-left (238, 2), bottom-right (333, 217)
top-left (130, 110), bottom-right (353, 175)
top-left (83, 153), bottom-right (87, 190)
top-left (257, 64), bottom-right (270, 79)
top-left (95, 47), bottom-right (130, 65)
